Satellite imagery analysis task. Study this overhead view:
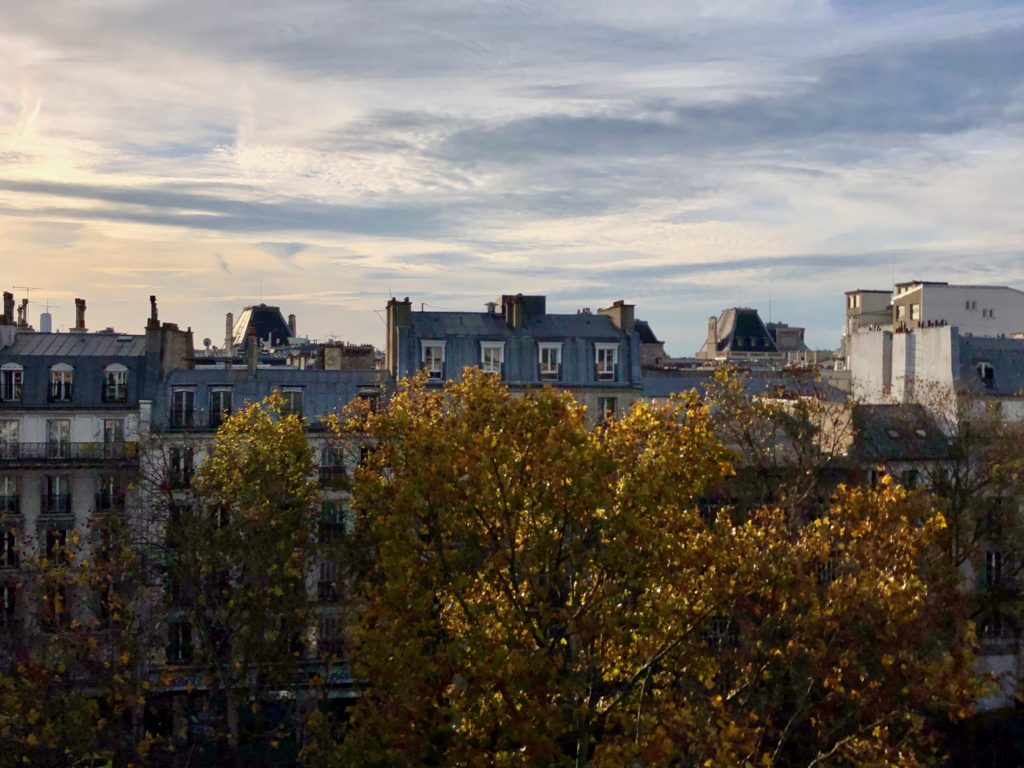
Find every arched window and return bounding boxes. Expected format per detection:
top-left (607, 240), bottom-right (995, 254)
top-left (103, 363), bottom-right (128, 403)
top-left (0, 363), bottom-right (22, 402)
top-left (49, 363), bottom-right (73, 402)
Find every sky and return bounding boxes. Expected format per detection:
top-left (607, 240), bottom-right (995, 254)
top-left (1, 0), bottom-right (1023, 355)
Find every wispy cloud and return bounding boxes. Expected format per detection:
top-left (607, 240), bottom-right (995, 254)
top-left (0, 1), bottom-right (1021, 351)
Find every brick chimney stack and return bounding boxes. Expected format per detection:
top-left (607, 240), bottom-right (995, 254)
top-left (73, 298), bottom-right (87, 332)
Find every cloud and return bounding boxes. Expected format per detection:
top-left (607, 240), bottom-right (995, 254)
top-left (213, 253), bottom-right (231, 274)
top-left (256, 241), bottom-right (307, 261)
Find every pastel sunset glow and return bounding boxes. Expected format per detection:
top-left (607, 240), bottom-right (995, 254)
top-left (2, 1), bottom-right (1022, 352)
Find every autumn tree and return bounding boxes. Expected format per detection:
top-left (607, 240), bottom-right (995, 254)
top-left (0, 507), bottom-right (156, 767)
top-left (311, 368), bottom-right (979, 768)
top-left (166, 391), bottom-right (321, 766)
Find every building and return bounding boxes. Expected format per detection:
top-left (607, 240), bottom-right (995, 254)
top-left (0, 294), bottom-right (191, 646)
top-left (889, 281), bottom-right (1024, 336)
top-left (385, 294), bottom-right (645, 421)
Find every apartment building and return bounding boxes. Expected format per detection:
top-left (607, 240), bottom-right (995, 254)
top-left (0, 294), bottom-right (191, 646)
top-left (385, 294), bottom-right (647, 422)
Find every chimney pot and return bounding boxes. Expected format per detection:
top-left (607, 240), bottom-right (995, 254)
top-left (73, 298), bottom-right (87, 331)
top-left (288, 313), bottom-right (297, 337)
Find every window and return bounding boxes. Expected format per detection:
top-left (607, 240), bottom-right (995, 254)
top-left (168, 447), bottom-right (194, 489)
top-left (318, 559), bottom-right (339, 602)
top-left (1, 583), bottom-right (14, 623)
top-left (909, 304), bottom-right (920, 321)
top-left (357, 386), bottom-right (380, 413)
top-left (41, 585), bottom-right (69, 631)
top-left (210, 387), bottom-right (232, 428)
top-left (901, 469), bottom-right (920, 490)
top-left (280, 387), bottom-right (304, 418)
top-left (597, 397), bottom-right (617, 423)
top-left (1, 529), bottom-right (17, 568)
top-left (480, 342), bottom-right (505, 375)
top-left (0, 421), bottom-right (17, 460)
top-left (977, 362), bottom-right (994, 387)
top-left (702, 616), bottom-right (738, 647)
top-left (896, 305), bottom-right (907, 321)
top-left (102, 418), bottom-right (125, 459)
top-left (319, 445), bottom-right (347, 486)
top-left (0, 364), bottom-right (23, 402)
top-left (97, 475), bottom-right (122, 511)
top-left (817, 553), bottom-right (839, 585)
top-left (981, 611), bottom-right (1004, 639)
top-left (49, 363), bottom-right (73, 402)
top-left (166, 620), bottom-right (193, 664)
top-left (319, 615), bottom-right (344, 658)
top-left (595, 343), bottom-right (618, 381)
top-left (985, 551), bottom-right (1003, 586)
top-left (103, 363), bottom-right (128, 403)
top-left (47, 419), bottom-right (71, 459)
top-left (44, 475), bottom-right (71, 515)
top-left (538, 343), bottom-right (562, 380)
top-left (0, 477), bottom-right (17, 513)
top-left (320, 500), bottom-right (348, 541)
top-left (420, 341), bottom-right (445, 379)
top-left (45, 527), bottom-right (69, 565)
top-left (170, 388), bottom-right (195, 428)
top-left (854, 294), bottom-right (861, 308)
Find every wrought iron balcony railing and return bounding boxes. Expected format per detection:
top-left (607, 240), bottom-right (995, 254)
top-left (0, 442), bottom-right (138, 463)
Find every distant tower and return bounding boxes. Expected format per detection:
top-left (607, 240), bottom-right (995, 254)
top-left (39, 311), bottom-right (52, 333)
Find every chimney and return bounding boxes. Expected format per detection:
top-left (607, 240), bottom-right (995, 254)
top-left (148, 295), bottom-right (159, 328)
top-left (17, 299), bottom-right (27, 328)
top-left (73, 298), bottom-right (87, 332)
top-left (485, 301), bottom-right (497, 315)
top-left (225, 312), bottom-right (234, 351)
top-left (385, 297), bottom-right (413, 376)
top-left (503, 294), bottom-right (524, 330)
top-left (597, 299), bottom-right (635, 331)
top-left (288, 313), bottom-right (297, 337)
top-left (705, 315), bottom-right (718, 356)
top-left (246, 329), bottom-right (259, 376)
top-left (1, 292), bottom-right (13, 325)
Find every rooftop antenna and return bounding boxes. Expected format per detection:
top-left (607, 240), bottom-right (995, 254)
top-left (12, 285), bottom-right (41, 308)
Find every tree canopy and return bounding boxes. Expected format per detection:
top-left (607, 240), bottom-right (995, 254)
top-left (316, 369), bottom-right (979, 768)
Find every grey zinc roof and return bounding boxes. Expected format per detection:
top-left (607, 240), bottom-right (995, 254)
top-left (6, 332), bottom-right (147, 357)
top-left (851, 404), bottom-right (949, 462)
top-left (409, 311), bottom-right (623, 340)
top-left (956, 335), bottom-right (1024, 396)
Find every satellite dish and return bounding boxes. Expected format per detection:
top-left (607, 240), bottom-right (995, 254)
top-left (203, 337), bottom-right (212, 349)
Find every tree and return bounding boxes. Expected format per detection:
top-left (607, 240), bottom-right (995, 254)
top-left (313, 369), bottom-right (979, 767)
top-left (167, 391), bottom-right (320, 766)
top-left (0, 507), bottom-right (155, 767)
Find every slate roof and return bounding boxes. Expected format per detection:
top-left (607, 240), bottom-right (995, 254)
top-left (850, 404), bottom-right (949, 463)
top-left (408, 311), bottom-right (623, 341)
top-left (232, 304), bottom-right (292, 347)
top-left (5, 332), bottom-right (147, 357)
top-left (956, 335), bottom-right (1024, 397)
top-left (635, 319), bottom-right (660, 344)
top-left (697, 308), bottom-right (778, 357)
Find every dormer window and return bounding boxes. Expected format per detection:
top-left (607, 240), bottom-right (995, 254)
top-left (420, 341), bottom-right (446, 379)
top-left (480, 342), bottom-right (505, 376)
top-left (977, 362), bottom-right (994, 388)
top-left (0, 364), bottom-right (22, 402)
top-left (49, 364), bottom-right (73, 402)
top-left (103, 363), bottom-right (128, 403)
top-left (538, 343), bottom-right (562, 381)
top-left (594, 343), bottom-right (618, 381)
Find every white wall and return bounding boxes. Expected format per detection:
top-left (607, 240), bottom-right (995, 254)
top-left (920, 285), bottom-right (1024, 337)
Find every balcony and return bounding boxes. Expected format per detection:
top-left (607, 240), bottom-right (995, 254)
top-left (42, 494), bottom-right (72, 515)
top-left (169, 408), bottom-right (229, 431)
top-left (0, 442), bottom-right (138, 467)
top-left (318, 466), bottom-right (347, 486)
